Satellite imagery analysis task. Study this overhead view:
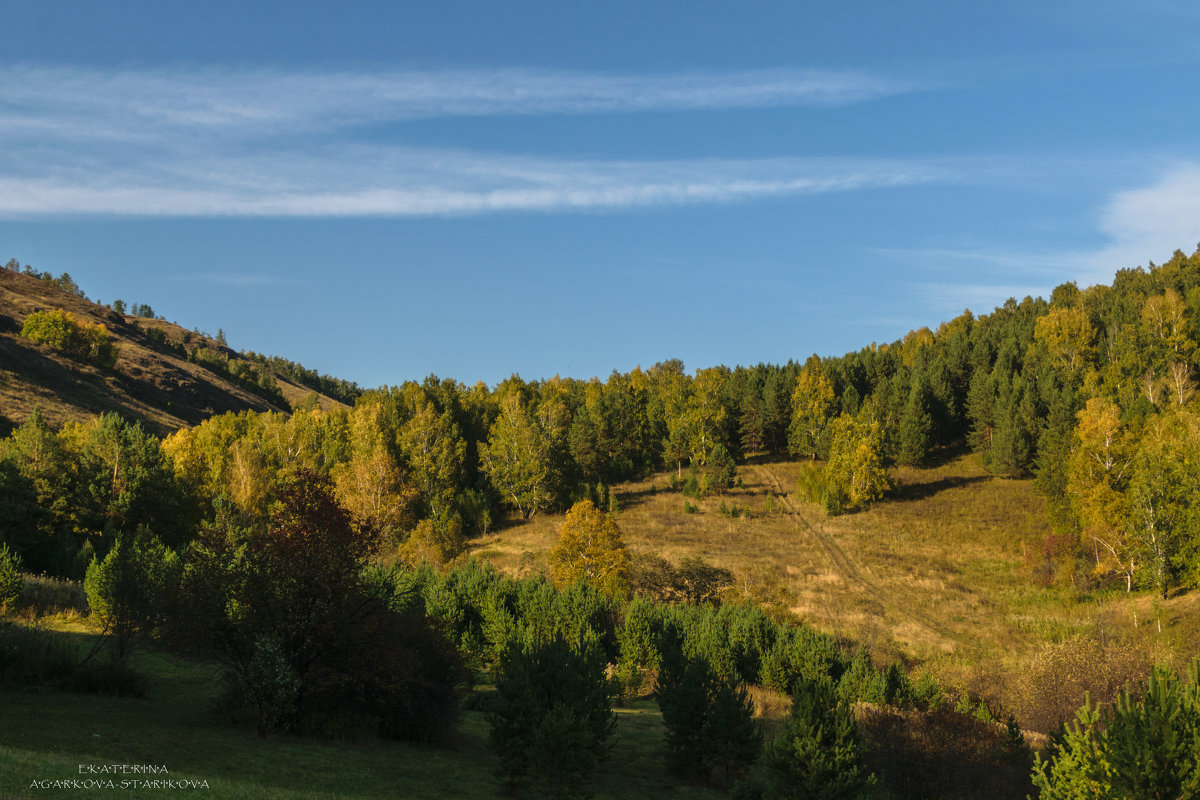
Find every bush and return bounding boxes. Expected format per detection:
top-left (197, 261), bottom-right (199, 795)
top-left (0, 621), bottom-right (77, 686)
top-left (15, 574), bottom-right (88, 617)
top-left (84, 527), bottom-right (177, 663)
top-left (858, 704), bottom-right (1033, 800)
top-left (71, 658), bottom-right (148, 697)
top-left (20, 309), bottom-right (117, 368)
top-left (1013, 634), bottom-right (1151, 734)
top-left (0, 621), bottom-right (145, 696)
top-left (0, 543), bottom-right (23, 612)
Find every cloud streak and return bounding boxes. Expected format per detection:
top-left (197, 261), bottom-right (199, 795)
top-left (0, 152), bottom-right (952, 217)
top-left (0, 63), bottom-right (943, 218)
top-left (0, 64), bottom-right (921, 138)
top-left (875, 163), bottom-right (1200, 320)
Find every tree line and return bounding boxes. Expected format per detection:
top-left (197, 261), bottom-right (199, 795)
top-left (5, 247), bottom-right (1200, 597)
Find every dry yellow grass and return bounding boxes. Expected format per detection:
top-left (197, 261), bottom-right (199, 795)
top-left (465, 450), bottom-right (1198, 730)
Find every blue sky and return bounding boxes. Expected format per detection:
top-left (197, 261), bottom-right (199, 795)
top-left (3, 1), bottom-right (1200, 388)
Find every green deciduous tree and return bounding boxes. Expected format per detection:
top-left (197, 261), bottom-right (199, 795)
top-left (823, 412), bottom-right (889, 513)
top-left (398, 394), bottom-right (466, 522)
top-left (1035, 306), bottom-right (1097, 374)
top-left (1124, 409), bottom-right (1200, 595)
top-left (1067, 397), bottom-right (1134, 590)
top-left (788, 360), bottom-right (837, 460)
top-left (480, 394), bottom-right (554, 519)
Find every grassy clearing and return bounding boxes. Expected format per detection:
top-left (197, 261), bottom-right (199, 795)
top-left (0, 623), bottom-right (721, 800)
top-left (467, 450), bottom-right (1200, 732)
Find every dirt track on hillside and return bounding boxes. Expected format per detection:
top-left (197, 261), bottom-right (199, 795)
top-left (749, 463), bottom-right (974, 653)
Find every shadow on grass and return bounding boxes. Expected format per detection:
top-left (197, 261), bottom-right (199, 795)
top-left (891, 475), bottom-right (989, 503)
top-left (921, 441), bottom-right (974, 469)
top-left (614, 484), bottom-right (669, 510)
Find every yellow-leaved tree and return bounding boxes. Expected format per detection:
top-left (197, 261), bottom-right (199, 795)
top-left (823, 411), bottom-right (889, 513)
top-left (1034, 306), bottom-right (1096, 374)
top-left (788, 359), bottom-right (837, 459)
top-left (1067, 397), bottom-right (1133, 590)
top-left (550, 500), bottom-right (629, 599)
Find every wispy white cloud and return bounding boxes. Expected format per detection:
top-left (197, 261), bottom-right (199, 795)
top-left (0, 153), bottom-right (952, 217)
top-left (877, 163), bottom-right (1200, 319)
top-left (1083, 163), bottom-right (1200, 280)
top-left (0, 64), bottom-right (922, 139)
top-left (0, 64), bottom-right (941, 218)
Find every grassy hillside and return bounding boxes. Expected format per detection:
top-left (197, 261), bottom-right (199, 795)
top-left (0, 621), bottom-right (721, 800)
top-left (467, 451), bottom-right (1198, 734)
top-left (0, 269), bottom-right (343, 436)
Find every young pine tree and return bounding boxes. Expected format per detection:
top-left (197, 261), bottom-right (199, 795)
top-left (656, 646), bottom-right (761, 787)
top-left (761, 677), bottom-right (874, 800)
top-left (488, 634), bottom-right (615, 799)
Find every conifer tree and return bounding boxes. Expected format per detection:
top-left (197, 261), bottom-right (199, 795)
top-left (761, 677), bottom-right (874, 800)
top-left (656, 648), bottom-right (761, 787)
top-left (897, 379), bottom-right (934, 466)
top-left (489, 634), bottom-right (615, 799)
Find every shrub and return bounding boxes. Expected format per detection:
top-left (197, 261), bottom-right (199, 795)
top-left (0, 544), bottom-right (23, 612)
top-left (1013, 634), bottom-right (1151, 733)
top-left (402, 516), bottom-right (465, 567)
top-left (0, 621), bottom-right (145, 696)
top-left (858, 704), bottom-right (1033, 800)
top-left (16, 574), bottom-right (88, 618)
top-left (84, 527), bottom-right (178, 663)
top-left (20, 309), bottom-right (117, 368)
top-left (0, 622), bottom-right (77, 686)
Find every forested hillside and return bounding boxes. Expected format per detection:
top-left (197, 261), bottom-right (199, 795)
top-left (10, 247), bottom-right (1194, 594)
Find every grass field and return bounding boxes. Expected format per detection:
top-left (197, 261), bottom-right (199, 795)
top-left (0, 625), bottom-right (722, 800)
top-left (466, 449), bottom-right (1199, 730)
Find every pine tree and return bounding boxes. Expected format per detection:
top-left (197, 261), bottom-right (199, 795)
top-left (656, 647), bottom-right (761, 786)
top-left (1031, 664), bottom-right (1200, 800)
top-left (762, 677), bottom-right (874, 799)
top-left (897, 379), bottom-right (934, 466)
top-left (488, 634), bottom-right (615, 799)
